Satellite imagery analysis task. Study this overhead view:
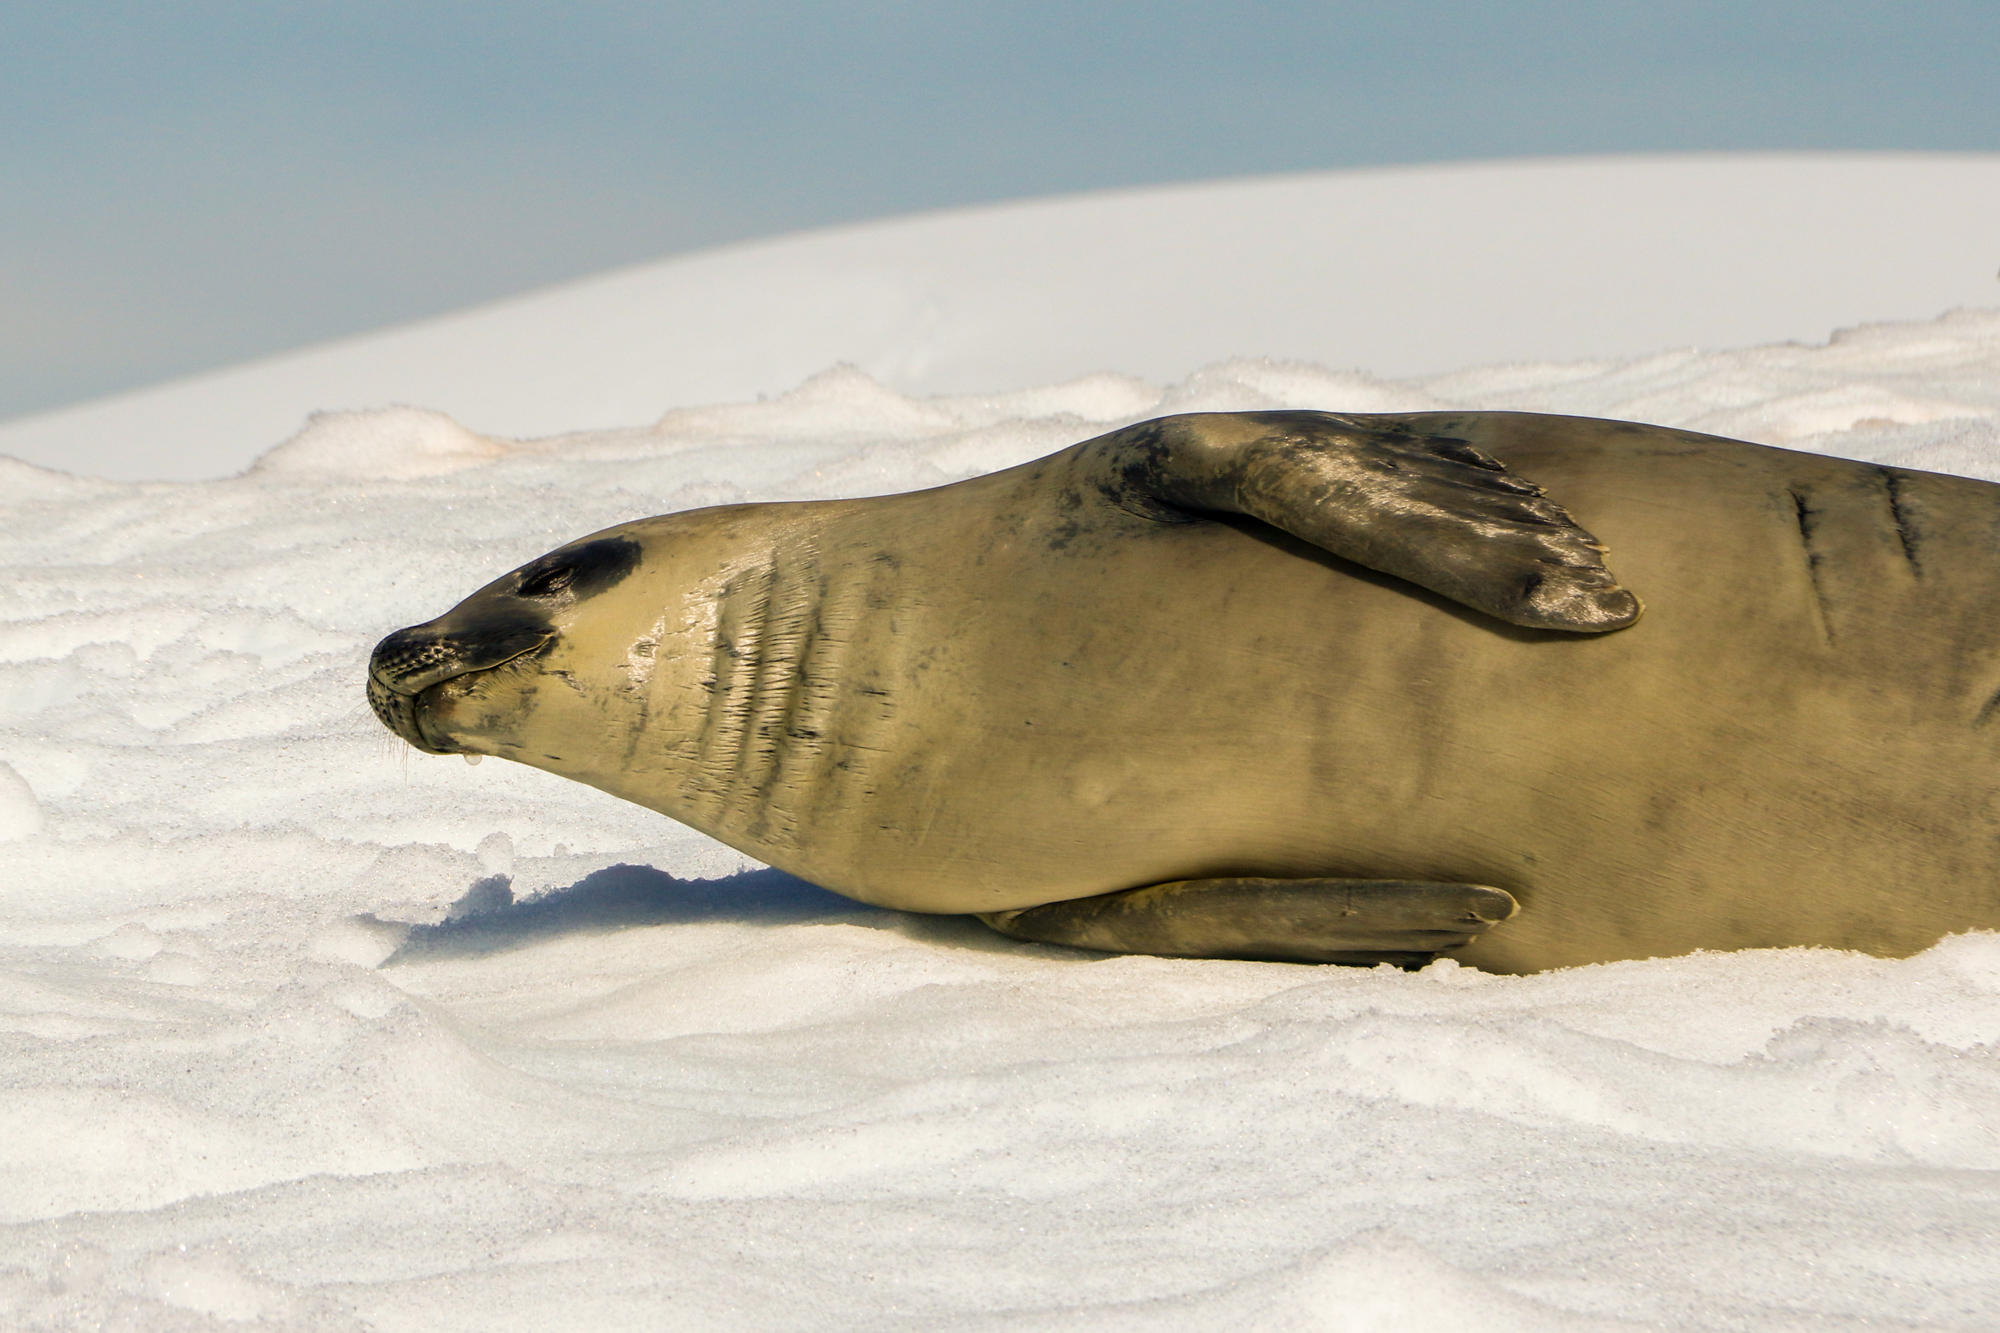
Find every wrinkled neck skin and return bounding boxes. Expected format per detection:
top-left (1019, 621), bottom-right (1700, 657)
top-left (401, 501), bottom-right (868, 876)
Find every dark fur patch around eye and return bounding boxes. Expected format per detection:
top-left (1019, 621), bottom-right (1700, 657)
top-left (518, 565), bottom-right (575, 598)
top-left (514, 537), bottom-right (642, 602)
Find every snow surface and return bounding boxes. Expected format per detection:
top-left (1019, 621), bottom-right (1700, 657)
top-left (5, 152), bottom-right (1999, 482)
top-left (4, 307), bottom-right (2000, 1330)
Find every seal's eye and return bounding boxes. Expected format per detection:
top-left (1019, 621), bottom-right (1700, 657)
top-left (507, 537), bottom-right (640, 602)
top-left (518, 565), bottom-right (576, 598)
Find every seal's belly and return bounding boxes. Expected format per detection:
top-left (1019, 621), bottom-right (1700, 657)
top-left (787, 427), bottom-right (2000, 968)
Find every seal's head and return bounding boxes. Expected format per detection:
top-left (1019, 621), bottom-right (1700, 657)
top-left (367, 531), bottom-right (646, 758)
top-left (366, 497), bottom-right (859, 844)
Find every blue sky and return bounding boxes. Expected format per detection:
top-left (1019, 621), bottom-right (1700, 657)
top-left (3, 1), bottom-right (1995, 421)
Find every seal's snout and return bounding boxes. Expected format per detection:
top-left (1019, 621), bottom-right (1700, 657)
top-left (365, 656), bottom-right (441, 752)
top-left (367, 620), bottom-right (552, 752)
top-left (369, 622), bottom-right (550, 696)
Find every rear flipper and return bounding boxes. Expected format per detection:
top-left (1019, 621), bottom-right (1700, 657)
top-left (976, 877), bottom-right (1518, 967)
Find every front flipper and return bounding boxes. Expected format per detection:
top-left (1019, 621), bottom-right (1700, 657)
top-left (1074, 410), bottom-right (1641, 633)
top-left (976, 877), bottom-right (1518, 967)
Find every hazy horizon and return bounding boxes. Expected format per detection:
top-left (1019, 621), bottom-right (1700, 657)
top-left (5, 1), bottom-right (1997, 423)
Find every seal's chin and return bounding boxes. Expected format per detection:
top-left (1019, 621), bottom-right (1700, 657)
top-left (367, 619), bottom-right (554, 754)
top-left (366, 673), bottom-right (465, 754)
top-left (408, 679), bottom-right (468, 754)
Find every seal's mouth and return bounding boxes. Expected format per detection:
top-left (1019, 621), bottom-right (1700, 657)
top-left (366, 624), bottom-right (552, 754)
top-left (366, 674), bottom-right (465, 754)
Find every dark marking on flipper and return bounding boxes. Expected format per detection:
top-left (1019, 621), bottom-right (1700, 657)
top-left (976, 877), bottom-right (1519, 967)
top-left (1074, 412), bottom-right (1642, 634)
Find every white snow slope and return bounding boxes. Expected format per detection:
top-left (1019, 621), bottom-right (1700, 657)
top-left (4, 308), bottom-right (2000, 1331)
top-left (4, 151), bottom-right (1999, 482)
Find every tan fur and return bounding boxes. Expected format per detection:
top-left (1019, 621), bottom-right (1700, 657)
top-left (377, 412), bottom-right (2000, 973)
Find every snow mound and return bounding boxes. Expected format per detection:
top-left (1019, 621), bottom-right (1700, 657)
top-left (3, 309), bottom-right (2000, 1329)
top-left (0, 762), bottom-right (41, 841)
top-left (252, 406), bottom-right (520, 480)
top-left (7, 153), bottom-right (2000, 482)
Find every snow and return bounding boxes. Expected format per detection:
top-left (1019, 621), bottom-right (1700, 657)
top-left (5, 151), bottom-right (1999, 482)
top-left (4, 295), bottom-right (2000, 1329)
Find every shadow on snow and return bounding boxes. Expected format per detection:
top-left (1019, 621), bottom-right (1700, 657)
top-left (384, 863), bottom-right (1028, 963)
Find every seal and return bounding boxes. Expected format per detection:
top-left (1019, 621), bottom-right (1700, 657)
top-left (368, 410), bottom-right (2000, 972)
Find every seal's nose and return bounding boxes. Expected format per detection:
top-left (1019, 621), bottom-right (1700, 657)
top-left (366, 620), bottom-right (552, 751)
top-left (369, 622), bottom-right (549, 695)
